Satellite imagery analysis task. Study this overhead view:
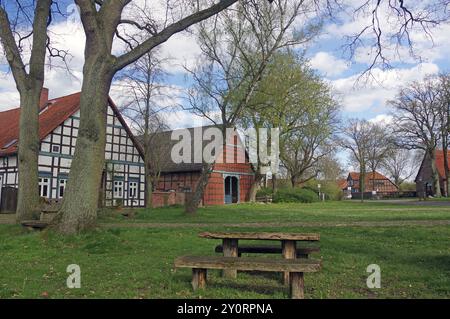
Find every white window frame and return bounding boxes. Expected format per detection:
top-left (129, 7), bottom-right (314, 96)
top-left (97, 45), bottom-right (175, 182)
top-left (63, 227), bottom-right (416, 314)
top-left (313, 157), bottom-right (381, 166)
top-left (129, 181), bottom-right (138, 198)
top-left (58, 178), bottom-right (67, 198)
top-left (38, 177), bottom-right (50, 198)
top-left (113, 180), bottom-right (124, 198)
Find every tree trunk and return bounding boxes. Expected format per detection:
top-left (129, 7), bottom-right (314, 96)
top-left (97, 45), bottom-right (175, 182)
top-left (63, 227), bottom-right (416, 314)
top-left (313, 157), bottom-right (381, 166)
top-left (145, 169), bottom-right (153, 209)
top-left (248, 173), bottom-right (264, 202)
top-left (290, 175), bottom-right (297, 188)
top-left (272, 173), bottom-right (278, 192)
top-left (360, 170), bottom-right (365, 203)
top-left (144, 138), bottom-right (153, 209)
top-left (442, 141), bottom-right (449, 197)
top-left (16, 88), bottom-right (42, 221)
top-left (54, 57), bottom-right (114, 234)
top-left (185, 163), bottom-right (213, 215)
top-left (429, 149), bottom-right (442, 197)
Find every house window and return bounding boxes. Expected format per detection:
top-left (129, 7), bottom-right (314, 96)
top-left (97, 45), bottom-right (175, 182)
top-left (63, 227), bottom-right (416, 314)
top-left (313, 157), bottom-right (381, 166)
top-left (52, 145), bottom-right (61, 153)
top-left (38, 177), bottom-right (50, 197)
top-left (114, 180), bottom-right (124, 198)
top-left (58, 178), bottom-right (67, 198)
top-left (129, 181), bottom-right (138, 198)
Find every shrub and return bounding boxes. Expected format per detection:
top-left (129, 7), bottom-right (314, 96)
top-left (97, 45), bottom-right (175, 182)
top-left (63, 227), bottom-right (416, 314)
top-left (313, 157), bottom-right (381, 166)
top-left (304, 179), bottom-right (344, 201)
top-left (272, 187), bottom-right (318, 203)
top-left (256, 187), bottom-right (274, 197)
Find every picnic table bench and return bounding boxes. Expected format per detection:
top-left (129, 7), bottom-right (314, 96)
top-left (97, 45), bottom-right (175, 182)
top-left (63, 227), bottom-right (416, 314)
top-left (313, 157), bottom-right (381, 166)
top-left (174, 255), bottom-right (321, 299)
top-left (199, 231), bottom-right (320, 283)
top-left (214, 244), bottom-right (320, 258)
top-left (21, 220), bottom-right (49, 230)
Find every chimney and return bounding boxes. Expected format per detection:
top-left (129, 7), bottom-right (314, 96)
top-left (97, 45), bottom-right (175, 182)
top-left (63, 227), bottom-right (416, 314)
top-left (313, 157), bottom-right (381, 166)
top-left (40, 87), bottom-right (49, 107)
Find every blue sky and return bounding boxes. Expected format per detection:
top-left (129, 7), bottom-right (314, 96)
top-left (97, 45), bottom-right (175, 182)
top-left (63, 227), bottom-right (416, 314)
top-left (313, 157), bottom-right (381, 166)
top-left (0, 1), bottom-right (449, 169)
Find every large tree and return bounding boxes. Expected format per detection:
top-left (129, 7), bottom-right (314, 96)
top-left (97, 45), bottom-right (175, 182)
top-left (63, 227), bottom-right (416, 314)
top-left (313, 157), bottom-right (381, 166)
top-left (241, 52), bottom-right (340, 189)
top-left (184, 0), bottom-right (321, 213)
top-left (339, 119), bottom-right (373, 202)
top-left (366, 122), bottom-right (395, 191)
top-left (381, 148), bottom-right (422, 187)
top-left (390, 79), bottom-right (442, 197)
top-left (0, 0), bottom-right (54, 221)
top-left (53, 0), bottom-right (252, 234)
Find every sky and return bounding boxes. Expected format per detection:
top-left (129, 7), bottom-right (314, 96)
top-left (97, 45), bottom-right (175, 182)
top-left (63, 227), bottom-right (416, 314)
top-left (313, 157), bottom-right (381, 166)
top-left (0, 1), bottom-right (449, 170)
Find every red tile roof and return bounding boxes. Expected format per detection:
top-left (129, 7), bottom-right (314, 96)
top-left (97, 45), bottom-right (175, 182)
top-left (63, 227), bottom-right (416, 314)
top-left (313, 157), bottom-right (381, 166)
top-left (337, 178), bottom-right (348, 189)
top-left (0, 92), bottom-right (81, 156)
top-left (435, 149), bottom-right (450, 178)
top-left (348, 171), bottom-right (390, 180)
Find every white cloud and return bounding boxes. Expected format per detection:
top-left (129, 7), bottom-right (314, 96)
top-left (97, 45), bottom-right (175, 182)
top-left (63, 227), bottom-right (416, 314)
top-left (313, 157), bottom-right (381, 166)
top-left (332, 62), bottom-right (440, 113)
top-left (369, 114), bottom-right (393, 124)
top-left (310, 52), bottom-right (349, 76)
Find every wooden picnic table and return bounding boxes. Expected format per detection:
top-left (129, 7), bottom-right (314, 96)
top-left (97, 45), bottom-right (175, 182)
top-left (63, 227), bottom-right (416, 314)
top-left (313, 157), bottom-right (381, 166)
top-left (198, 231), bottom-right (320, 283)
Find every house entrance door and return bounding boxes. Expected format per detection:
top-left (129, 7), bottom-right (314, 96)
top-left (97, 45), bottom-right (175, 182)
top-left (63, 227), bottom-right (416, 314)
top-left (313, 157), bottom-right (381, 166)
top-left (224, 176), bottom-right (239, 204)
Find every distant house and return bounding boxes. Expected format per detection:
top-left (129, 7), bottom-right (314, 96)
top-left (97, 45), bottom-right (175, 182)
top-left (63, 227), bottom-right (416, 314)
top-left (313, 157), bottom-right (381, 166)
top-left (415, 150), bottom-right (449, 197)
top-left (343, 171), bottom-right (398, 196)
top-left (141, 127), bottom-right (255, 205)
top-left (0, 89), bottom-right (145, 211)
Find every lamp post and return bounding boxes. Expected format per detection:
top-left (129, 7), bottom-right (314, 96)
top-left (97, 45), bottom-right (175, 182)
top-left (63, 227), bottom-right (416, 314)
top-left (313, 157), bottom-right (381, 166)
top-left (317, 183), bottom-right (321, 201)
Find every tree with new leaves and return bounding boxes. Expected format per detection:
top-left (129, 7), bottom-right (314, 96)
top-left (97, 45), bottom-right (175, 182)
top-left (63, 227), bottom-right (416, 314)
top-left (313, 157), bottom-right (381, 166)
top-left (0, 0), bottom-right (61, 221)
top-left (390, 78), bottom-right (442, 197)
top-left (184, 0), bottom-right (322, 213)
top-left (240, 51), bottom-right (339, 190)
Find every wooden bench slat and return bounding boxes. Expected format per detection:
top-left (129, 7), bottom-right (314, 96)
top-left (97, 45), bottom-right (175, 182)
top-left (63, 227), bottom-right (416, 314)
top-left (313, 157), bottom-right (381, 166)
top-left (214, 244), bottom-right (320, 255)
top-left (199, 231), bottom-right (320, 241)
top-left (21, 220), bottom-right (49, 229)
top-left (174, 256), bottom-right (321, 273)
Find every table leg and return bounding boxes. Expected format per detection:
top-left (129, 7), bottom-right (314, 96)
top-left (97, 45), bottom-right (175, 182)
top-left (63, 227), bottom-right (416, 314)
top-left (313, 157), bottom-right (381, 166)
top-left (222, 238), bottom-right (238, 278)
top-left (192, 268), bottom-right (207, 291)
top-left (282, 240), bottom-right (296, 285)
top-left (290, 272), bottom-right (305, 299)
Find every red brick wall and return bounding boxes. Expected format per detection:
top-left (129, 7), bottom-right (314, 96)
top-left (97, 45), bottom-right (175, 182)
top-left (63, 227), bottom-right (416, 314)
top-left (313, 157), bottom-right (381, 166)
top-left (151, 191), bottom-right (186, 208)
top-left (155, 137), bottom-right (254, 206)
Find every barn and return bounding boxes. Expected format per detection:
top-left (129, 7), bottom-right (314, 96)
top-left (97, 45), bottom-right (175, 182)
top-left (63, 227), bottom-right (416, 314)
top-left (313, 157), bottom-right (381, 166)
top-left (146, 127), bottom-right (255, 205)
top-left (0, 89), bottom-right (146, 211)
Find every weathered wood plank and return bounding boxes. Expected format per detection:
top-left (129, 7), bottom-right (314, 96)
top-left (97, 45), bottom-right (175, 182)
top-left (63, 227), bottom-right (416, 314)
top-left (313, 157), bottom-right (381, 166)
top-left (290, 272), bottom-right (305, 299)
top-left (214, 245), bottom-right (320, 256)
top-left (174, 256), bottom-right (321, 273)
top-left (282, 240), bottom-right (296, 285)
top-left (192, 268), bottom-right (207, 290)
top-left (222, 239), bottom-right (238, 278)
top-left (199, 231), bottom-right (320, 241)
top-left (21, 220), bottom-right (48, 230)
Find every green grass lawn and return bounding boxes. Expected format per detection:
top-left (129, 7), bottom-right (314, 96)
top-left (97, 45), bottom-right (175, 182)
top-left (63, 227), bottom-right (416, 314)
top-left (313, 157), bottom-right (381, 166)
top-left (100, 200), bottom-right (450, 224)
top-left (0, 201), bottom-right (449, 299)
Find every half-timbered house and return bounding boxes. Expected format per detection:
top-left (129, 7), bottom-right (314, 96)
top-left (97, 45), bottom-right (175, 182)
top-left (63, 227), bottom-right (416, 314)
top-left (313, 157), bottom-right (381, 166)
top-left (344, 171), bottom-right (398, 196)
top-left (0, 89), bottom-right (145, 211)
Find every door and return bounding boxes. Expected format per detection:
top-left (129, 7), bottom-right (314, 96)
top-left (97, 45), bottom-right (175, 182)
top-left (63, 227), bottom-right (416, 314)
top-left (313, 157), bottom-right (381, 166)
top-left (224, 176), bottom-right (239, 204)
